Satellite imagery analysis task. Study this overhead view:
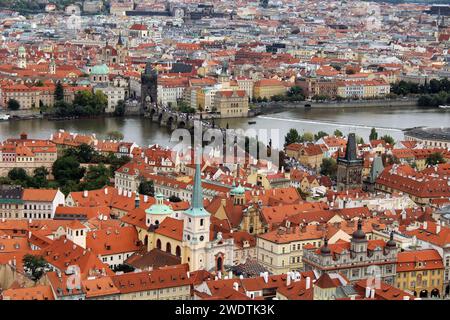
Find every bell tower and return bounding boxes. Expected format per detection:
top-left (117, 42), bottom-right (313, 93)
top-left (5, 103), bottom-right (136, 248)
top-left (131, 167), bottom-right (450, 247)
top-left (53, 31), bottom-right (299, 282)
top-left (17, 46), bottom-right (27, 69)
top-left (182, 162), bottom-right (210, 271)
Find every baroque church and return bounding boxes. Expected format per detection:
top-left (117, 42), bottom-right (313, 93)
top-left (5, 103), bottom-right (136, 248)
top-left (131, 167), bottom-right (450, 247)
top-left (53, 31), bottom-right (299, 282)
top-left (129, 163), bottom-right (234, 273)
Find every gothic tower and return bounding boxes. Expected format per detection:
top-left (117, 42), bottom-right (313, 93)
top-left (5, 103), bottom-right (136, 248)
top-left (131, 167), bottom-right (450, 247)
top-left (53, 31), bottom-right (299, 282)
top-left (337, 133), bottom-right (363, 191)
top-left (141, 62), bottom-right (158, 108)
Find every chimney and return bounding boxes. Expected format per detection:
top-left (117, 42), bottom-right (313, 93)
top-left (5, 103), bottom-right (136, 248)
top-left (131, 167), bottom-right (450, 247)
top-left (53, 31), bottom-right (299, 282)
top-left (365, 287), bottom-right (371, 298)
top-left (104, 188), bottom-right (108, 195)
top-left (370, 288), bottom-right (375, 299)
top-left (233, 282), bottom-right (239, 291)
top-left (305, 277), bottom-right (311, 290)
top-left (83, 190), bottom-right (88, 198)
top-left (187, 271), bottom-right (190, 278)
top-left (436, 224), bottom-right (441, 234)
top-left (263, 272), bottom-right (269, 284)
top-left (423, 221), bottom-right (428, 230)
top-left (286, 273), bottom-right (291, 286)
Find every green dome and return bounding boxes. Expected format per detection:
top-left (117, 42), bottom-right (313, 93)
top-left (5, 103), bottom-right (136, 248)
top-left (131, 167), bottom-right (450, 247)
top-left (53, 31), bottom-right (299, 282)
top-left (145, 194), bottom-right (174, 215)
top-left (90, 64), bottom-right (109, 75)
top-left (230, 184), bottom-right (246, 196)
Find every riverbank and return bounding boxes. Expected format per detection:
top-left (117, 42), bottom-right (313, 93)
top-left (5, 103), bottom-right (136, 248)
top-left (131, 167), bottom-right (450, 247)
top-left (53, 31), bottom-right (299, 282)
top-left (251, 97), bottom-right (419, 116)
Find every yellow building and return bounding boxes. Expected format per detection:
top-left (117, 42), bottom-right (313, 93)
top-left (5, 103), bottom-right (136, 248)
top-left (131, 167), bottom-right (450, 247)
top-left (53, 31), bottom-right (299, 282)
top-left (253, 79), bottom-right (287, 99)
top-left (213, 90), bottom-right (248, 118)
top-left (256, 225), bottom-right (326, 274)
top-left (396, 249), bottom-right (444, 298)
top-left (285, 143), bottom-right (324, 170)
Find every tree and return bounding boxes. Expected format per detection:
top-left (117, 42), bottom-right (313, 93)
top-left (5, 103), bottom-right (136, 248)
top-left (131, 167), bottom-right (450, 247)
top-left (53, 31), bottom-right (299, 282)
top-left (23, 254), bottom-right (49, 282)
top-left (369, 127), bottom-right (378, 141)
top-left (31, 167), bottom-right (49, 188)
top-left (169, 195), bottom-right (182, 202)
top-left (138, 180), bottom-right (154, 196)
top-left (314, 131), bottom-right (328, 141)
top-left (114, 100), bottom-right (126, 117)
top-left (7, 99), bottom-right (20, 110)
top-left (81, 164), bottom-right (110, 190)
top-left (426, 152), bottom-right (445, 166)
top-left (52, 156), bottom-right (85, 186)
top-left (285, 128), bottom-right (301, 146)
top-left (287, 86), bottom-right (303, 97)
top-left (320, 158), bottom-right (337, 179)
top-left (77, 144), bottom-right (96, 163)
top-left (8, 168), bottom-right (29, 182)
top-left (54, 82), bottom-right (64, 101)
top-left (112, 264), bottom-right (135, 273)
top-left (333, 129), bottom-right (343, 137)
top-left (418, 94), bottom-right (433, 107)
top-left (107, 130), bottom-right (124, 141)
top-left (302, 132), bottom-right (314, 142)
top-left (380, 134), bottom-right (395, 145)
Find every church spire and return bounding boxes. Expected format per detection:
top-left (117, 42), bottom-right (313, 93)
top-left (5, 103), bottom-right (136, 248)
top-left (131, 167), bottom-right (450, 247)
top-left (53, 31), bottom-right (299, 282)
top-left (185, 160), bottom-right (209, 217)
top-left (192, 162), bottom-right (203, 210)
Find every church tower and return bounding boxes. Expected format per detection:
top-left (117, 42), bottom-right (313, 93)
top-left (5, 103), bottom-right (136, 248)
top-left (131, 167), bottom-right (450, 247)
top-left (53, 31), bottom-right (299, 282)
top-left (337, 133), bottom-right (363, 191)
top-left (182, 162), bottom-right (210, 271)
top-left (116, 32), bottom-right (127, 65)
top-left (141, 62), bottom-right (158, 107)
top-left (350, 219), bottom-right (368, 254)
top-left (17, 46), bottom-right (27, 69)
top-left (49, 56), bottom-right (56, 74)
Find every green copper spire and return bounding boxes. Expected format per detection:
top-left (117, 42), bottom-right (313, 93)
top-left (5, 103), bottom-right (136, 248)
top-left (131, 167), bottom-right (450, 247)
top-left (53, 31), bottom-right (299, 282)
top-left (192, 162), bottom-right (203, 209)
top-left (185, 162), bottom-right (209, 217)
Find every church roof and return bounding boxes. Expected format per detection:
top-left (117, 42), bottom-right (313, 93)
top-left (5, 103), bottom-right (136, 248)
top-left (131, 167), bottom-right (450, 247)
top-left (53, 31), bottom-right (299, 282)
top-left (145, 194), bottom-right (173, 215)
top-left (90, 64), bottom-right (109, 75)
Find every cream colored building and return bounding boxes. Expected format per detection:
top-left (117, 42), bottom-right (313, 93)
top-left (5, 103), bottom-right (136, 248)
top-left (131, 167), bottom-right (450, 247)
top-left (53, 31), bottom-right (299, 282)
top-left (213, 90), bottom-right (248, 118)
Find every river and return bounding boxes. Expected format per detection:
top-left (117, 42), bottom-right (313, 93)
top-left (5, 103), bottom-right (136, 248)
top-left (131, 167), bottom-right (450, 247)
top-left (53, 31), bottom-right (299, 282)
top-left (0, 106), bottom-right (449, 147)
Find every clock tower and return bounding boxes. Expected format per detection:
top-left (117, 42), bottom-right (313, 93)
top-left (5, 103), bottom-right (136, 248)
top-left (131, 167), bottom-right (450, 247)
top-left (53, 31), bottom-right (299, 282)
top-left (181, 162), bottom-right (210, 271)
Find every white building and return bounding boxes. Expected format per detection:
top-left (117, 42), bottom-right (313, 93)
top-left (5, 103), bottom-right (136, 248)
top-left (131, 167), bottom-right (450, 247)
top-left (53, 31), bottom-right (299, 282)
top-left (22, 189), bottom-right (65, 219)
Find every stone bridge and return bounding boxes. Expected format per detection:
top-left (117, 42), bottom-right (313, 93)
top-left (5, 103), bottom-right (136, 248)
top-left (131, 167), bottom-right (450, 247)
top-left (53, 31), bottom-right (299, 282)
top-left (144, 106), bottom-right (219, 132)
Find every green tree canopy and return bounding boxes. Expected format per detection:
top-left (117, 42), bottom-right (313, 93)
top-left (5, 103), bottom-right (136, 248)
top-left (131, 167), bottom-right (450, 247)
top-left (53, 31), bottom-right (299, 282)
top-left (54, 82), bottom-right (64, 101)
top-left (320, 158), bottom-right (337, 179)
top-left (52, 156), bottom-right (85, 186)
top-left (302, 132), bottom-right (314, 142)
top-left (426, 152), bottom-right (445, 166)
top-left (8, 168), bottom-right (29, 182)
top-left (169, 195), bottom-right (182, 202)
top-left (81, 164), bottom-right (110, 190)
top-left (333, 129), bottom-right (343, 137)
top-left (369, 128), bottom-right (378, 141)
top-left (7, 99), bottom-right (20, 110)
top-left (114, 100), bottom-right (126, 117)
top-left (138, 180), bottom-right (154, 196)
top-left (314, 131), bottom-right (328, 141)
top-left (380, 134), bottom-right (395, 145)
top-left (107, 130), bottom-right (124, 141)
top-left (285, 128), bottom-right (301, 146)
top-left (23, 254), bottom-right (49, 282)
